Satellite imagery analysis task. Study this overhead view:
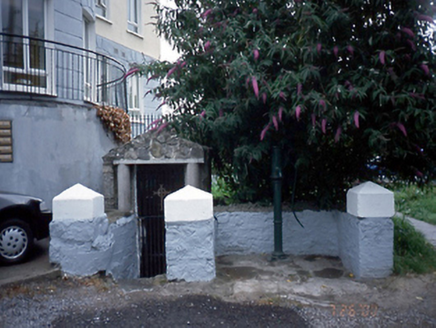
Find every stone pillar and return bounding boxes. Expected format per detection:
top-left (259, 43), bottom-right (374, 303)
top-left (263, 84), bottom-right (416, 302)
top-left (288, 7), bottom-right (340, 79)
top-left (185, 163), bottom-right (200, 188)
top-left (339, 181), bottom-right (394, 279)
top-left (164, 185), bottom-right (215, 282)
top-left (49, 184), bottom-right (111, 276)
top-left (117, 164), bottom-right (131, 212)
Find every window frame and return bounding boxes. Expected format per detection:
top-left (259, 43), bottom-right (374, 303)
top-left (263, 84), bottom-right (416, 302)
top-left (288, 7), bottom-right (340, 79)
top-left (127, 74), bottom-right (141, 112)
top-left (127, 0), bottom-right (140, 34)
top-left (95, 0), bottom-right (108, 19)
top-left (1, 0), bottom-right (53, 95)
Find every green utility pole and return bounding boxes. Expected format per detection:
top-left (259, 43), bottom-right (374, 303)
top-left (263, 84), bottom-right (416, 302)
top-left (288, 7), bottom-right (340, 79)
top-left (271, 146), bottom-right (286, 260)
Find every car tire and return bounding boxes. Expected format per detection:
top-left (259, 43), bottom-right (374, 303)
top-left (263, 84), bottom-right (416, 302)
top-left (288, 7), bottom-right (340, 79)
top-left (0, 218), bottom-right (34, 264)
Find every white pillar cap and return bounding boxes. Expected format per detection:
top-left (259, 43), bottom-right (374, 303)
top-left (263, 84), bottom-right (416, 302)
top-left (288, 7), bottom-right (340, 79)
top-left (165, 185), bottom-right (213, 222)
top-left (347, 181), bottom-right (394, 218)
top-left (53, 184), bottom-right (105, 221)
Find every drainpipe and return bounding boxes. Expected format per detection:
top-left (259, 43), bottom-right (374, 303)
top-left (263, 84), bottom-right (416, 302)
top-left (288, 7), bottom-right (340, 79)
top-left (271, 146), bottom-right (286, 260)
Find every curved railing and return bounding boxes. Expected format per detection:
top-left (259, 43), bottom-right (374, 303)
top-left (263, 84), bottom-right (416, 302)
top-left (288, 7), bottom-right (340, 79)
top-left (0, 33), bottom-right (127, 110)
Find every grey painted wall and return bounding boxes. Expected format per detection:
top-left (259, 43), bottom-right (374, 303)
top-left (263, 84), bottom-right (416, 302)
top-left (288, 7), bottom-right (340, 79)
top-left (0, 100), bottom-right (118, 208)
top-left (50, 214), bottom-right (139, 279)
top-left (215, 211), bottom-right (339, 256)
top-left (215, 210), bottom-right (393, 279)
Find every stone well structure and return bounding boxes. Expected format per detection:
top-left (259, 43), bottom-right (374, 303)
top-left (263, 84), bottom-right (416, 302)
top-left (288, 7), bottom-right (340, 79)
top-left (102, 129), bottom-right (211, 212)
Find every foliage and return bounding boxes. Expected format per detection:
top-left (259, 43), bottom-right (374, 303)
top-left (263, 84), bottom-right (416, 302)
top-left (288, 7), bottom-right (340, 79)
top-left (96, 105), bottom-right (132, 143)
top-left (395, 183), bottom-right (436, 225)
top-left (393, 216), bottom-right (436, 274)
top-left (211, 175), bottom-right (238, 205)
top-left (138, 0), bottom-right (436, 207)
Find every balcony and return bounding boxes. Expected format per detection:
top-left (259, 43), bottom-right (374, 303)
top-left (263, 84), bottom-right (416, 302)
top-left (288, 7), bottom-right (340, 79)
top-left (0, 33), bottom-right (127, 110)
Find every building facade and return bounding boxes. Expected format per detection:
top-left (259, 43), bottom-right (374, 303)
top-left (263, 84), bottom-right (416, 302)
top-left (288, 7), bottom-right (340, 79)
top-left (0, 0), bottom-right (162, 207)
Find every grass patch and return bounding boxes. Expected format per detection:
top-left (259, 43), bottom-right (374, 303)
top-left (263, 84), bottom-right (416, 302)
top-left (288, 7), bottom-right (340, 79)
top-left (394, 184), bottom-right (436, 225)
top-left (393, 216), bottom-right (436, 275)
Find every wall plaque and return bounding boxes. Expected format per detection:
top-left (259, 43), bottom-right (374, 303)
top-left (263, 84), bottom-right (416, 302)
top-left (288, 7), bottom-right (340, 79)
top-left (0, 120), bottom-right (12, 162)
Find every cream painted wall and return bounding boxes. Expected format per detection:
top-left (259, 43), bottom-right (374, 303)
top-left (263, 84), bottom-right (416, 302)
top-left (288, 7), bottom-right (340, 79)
top-left (95, 0), bottom-right (160, 60)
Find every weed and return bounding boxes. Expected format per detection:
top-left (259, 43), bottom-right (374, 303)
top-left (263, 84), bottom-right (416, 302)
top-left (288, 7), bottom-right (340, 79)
top-left (393, 216), bottom-right (436, 275)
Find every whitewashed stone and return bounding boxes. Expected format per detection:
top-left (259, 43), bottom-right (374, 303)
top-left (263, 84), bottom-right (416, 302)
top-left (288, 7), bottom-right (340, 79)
top-left (347, 181), bottom-right (394, 218)
top-left (52, 183), bottom-right (104, 221)
top-left (165, 185), bottom-right (213, 222)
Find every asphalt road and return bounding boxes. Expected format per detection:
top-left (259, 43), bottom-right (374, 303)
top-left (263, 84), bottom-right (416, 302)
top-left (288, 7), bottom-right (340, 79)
top-left (52, 294), bottom-right (308, 327)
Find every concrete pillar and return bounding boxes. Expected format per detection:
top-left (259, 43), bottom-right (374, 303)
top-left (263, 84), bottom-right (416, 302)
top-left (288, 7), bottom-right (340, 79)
top-left (49, 184), bottom-right (139, 279)
top-left (49, 184), bottom-right (110, 276)
top-left (185, 163), bottom-right (200, 188)
top-left (117, 164), bottom-right (131, 212)
top-left (339, 181), bottom-right (395, 279)
top-left (164, 185), bottom-right (215, 282)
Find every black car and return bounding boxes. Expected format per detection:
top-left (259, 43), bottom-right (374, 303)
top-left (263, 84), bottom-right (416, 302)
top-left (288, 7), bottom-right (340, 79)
top-left (0, 191), bottom-right (52, 264)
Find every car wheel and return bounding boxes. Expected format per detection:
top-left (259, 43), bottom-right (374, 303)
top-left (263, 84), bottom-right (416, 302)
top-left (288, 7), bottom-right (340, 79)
top-left (0, 218), bottom-right (34, 264)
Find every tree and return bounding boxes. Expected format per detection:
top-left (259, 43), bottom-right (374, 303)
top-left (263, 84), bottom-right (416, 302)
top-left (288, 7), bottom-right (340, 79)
top-left (138, 0), bottom-right (436, 207)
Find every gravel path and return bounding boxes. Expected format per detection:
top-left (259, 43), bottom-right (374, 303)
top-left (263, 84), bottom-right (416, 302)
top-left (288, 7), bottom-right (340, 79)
top-left (1, 272), bottom-right (436, 328)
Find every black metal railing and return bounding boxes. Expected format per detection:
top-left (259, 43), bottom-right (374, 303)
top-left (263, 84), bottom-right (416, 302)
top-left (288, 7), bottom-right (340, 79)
top-left (129, 113), bottom-right (161, 138)
top-left (0, 33), bottom-right (127, 110)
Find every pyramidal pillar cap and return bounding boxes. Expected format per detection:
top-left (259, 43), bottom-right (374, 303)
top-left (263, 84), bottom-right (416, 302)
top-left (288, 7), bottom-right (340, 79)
top-left (346, 181), bottom-right (394, 218)
top-left (52, 183), bottom-right (105, 221)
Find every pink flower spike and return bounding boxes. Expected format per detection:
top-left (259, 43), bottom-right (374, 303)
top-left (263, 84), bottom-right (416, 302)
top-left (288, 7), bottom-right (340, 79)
top-left (166, 66), bottom-right (177, 78)
top-left (157, 122), bottom-right (169, 134)
top-left (311, 113), bottom-right (316, 127)
top-left (278, 107), bottom-right (284, 121)
top-left (125, 67), bottom-right (139, 78)
top-left (297, 83), bottom-right (302, 96)
top-left (335, 126), bottom-right (342, 143)
top-left (219, 109), bottom-right (223, 117)
top-left (319, 99), bottom-right (326, 110)
top-left (180, 61), bottom-right (187, 68)
top-left (420, 64), bottom-right (430, 76)
top-left (333, 46), bottom-right (339, 58)
top-left (321, 119), bottom-right (327, 134)
top-left (272, 116), bottom-right (279, 131)
top-left (252, 76), bottom-right (259, 99)
top-left (246, 77), bottom-right (250, 88)
top-left (347, 45), bottom-right (354, 55)
top-left (262, 92), bottom-right (267, 104)
top-left (417, 14), bottom-right (434, 24)
top-left (379, 51), bottom-right (386, 65)
top-left (354, 111), bottom-right (360, 128)
top-left (253, 49), bottom-right (259, 61)
top-left (416, 170), bottom-right (424, 178)
top-left (201, 9), bottom-right (212, 19)
top-left (200, 110), bottom-right (206, 118)
top-left (295, 105), bottom-right (301, 121)
top-left (260, 123), bottom-right (271, 140)
top-left (279, 91), bottom-right (286, 101)
top-left (204, 41), bottom-right (211, 51)
top-left (401, 27), bottom-right (415, 38)
top-left (317, 43), bottom-right (322, 54)
top-left (397, 123), bottom-right (408, 137)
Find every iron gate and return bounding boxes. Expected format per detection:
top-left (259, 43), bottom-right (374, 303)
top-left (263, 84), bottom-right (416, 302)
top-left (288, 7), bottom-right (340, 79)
top-left (137, 164), bottom-right (185, 277)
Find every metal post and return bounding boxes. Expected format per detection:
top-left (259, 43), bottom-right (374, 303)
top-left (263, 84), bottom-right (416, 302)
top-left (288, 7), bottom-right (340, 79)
top-left (271, 146), bottom-right (286, 260)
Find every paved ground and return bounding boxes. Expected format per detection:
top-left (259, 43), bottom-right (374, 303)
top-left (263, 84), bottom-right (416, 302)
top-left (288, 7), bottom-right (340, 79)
top-left (1, 218), bottom-right (436, 327)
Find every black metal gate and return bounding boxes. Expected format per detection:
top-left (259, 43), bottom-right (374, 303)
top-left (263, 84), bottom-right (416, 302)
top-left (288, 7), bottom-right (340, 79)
top-left (137, 164), bottom-right (185, 277)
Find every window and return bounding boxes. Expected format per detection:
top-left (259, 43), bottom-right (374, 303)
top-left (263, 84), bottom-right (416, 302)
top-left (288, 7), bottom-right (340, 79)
top-left (95, 0), bottom-right (108, 18)
top-left (1, 0), bottom-right (50, 92)
top-left (128, 0), bottom-right (140, 34)
top-left (128, 74), bottom-right (141, 111)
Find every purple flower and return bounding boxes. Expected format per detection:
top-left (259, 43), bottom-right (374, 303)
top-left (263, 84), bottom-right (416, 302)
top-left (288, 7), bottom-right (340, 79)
top-left (252, 76), bottom-right (259, 99)
top-left (354, 111), bottom-right (360, 128)
top-left (253, 49), bottom-right (260, 61)
top-left (321, 119), bottom-right (327, 134)
top-left (379, 51), bottom-right (386, 65)
top-left (295, 105), bottom-right (301, 121)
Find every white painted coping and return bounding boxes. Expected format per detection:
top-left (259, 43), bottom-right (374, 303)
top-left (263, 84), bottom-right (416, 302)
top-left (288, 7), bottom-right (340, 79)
top-left (52, 183), bottom-right (105, 221)
top-left (164, 185), bottom-right (213, 222)
top-left (347, 181), bottom-right (394, 218)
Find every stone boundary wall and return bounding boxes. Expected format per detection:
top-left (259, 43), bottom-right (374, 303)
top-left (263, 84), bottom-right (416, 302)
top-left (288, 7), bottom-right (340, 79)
top-left (215, 211), bottom-right (340, 257)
